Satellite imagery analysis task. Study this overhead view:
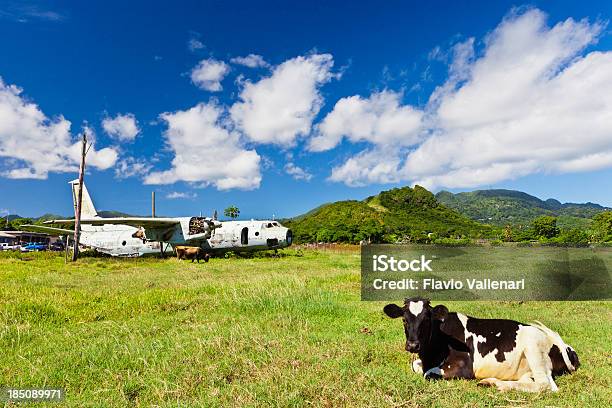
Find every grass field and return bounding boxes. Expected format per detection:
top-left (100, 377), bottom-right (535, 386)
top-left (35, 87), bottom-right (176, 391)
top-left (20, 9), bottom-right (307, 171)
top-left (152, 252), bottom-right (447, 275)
top-left (0, 249), bottom-right (611, 407)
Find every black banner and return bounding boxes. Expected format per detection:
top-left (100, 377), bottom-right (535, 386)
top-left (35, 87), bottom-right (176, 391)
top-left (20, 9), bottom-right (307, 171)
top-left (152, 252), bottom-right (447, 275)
top-left (361, 245), bottom-right (612, 301)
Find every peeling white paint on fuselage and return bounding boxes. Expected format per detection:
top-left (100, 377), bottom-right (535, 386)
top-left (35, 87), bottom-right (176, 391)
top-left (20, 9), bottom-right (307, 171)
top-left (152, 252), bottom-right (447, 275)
top-left (80, 224), bottom-right (165, 257)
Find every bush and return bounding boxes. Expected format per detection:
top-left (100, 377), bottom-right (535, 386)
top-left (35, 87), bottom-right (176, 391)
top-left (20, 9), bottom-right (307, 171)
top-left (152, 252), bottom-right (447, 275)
top-left (592, 211), bottom-right (612, 242)
top-left (558, 228), bottom-right (590, 245)
top-left (533, 216), bottom-right (560, 239)
top-left (513, 228), bottom-right (536, 242)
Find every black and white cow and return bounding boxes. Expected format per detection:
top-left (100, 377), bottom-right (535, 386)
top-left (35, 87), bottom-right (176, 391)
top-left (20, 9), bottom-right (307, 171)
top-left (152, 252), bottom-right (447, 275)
top-left (384, 298), bottom-right (579, 392)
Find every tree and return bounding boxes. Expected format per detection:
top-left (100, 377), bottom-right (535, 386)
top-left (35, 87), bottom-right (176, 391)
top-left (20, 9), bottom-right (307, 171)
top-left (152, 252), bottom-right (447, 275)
top-left (592, 211), bottom-right (612, 242)
top-left (532, 216), bottom-right (560, 239)
top-left (558, 228), bottom-right (589, 245)
top-left (224, 206), bottom-right (240, 220)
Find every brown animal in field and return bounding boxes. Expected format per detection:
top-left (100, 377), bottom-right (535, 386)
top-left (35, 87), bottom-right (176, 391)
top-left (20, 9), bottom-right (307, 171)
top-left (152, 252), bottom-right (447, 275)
top-left (131, 228), bottom-right (146, 242)
top-left (175, 246), bottom-right (209, 263)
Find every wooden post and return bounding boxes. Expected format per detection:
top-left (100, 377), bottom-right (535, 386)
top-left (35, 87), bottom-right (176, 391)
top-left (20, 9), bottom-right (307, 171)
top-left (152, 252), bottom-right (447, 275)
top-left (152, 191), bottom-right (156, 218)
top-left (72, 133), bottom-right (87, 261)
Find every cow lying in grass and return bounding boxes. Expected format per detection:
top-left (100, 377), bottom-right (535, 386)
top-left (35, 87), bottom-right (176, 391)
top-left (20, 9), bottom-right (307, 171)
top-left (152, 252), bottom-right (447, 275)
top-left (384, 298), bottom-right (579, 392)
top-left (175, 246), bottom-right (209, 263)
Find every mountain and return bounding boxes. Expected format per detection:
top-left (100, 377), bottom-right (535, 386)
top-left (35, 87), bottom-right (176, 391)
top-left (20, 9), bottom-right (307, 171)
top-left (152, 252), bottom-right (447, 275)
top-left (285, 185), bottom-right (494, 244)
top-left (435, 189), bottom-right (609, 228)
top-left (35, 213), bottom-right (69, 223)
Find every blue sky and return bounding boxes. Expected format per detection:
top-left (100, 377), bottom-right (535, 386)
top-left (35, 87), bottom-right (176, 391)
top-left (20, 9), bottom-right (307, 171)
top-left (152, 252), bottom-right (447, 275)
top-left (1, 0), bottom-right (612, 219)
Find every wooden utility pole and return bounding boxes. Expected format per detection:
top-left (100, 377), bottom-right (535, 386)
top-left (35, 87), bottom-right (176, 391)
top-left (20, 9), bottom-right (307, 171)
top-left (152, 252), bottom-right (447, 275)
top-left (72, 133), bottom-right (87, 261)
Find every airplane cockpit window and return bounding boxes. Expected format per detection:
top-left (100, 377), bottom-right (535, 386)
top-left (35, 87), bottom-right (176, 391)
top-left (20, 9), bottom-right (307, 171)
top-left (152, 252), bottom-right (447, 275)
top-left (267, 223), bottom-right (273, 228)
top-left (272, 222), bottom-right (279, 227)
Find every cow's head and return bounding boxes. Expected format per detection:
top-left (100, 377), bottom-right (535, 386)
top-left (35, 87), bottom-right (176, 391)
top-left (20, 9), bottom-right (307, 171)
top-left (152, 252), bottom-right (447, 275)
top-left (384, 297), bottom-right (449, 353)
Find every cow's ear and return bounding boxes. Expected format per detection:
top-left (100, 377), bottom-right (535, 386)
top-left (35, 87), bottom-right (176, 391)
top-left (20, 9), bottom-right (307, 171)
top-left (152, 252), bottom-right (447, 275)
top-left (383, 304), bottom-right (404, 319)
top-left (432, 304), bottom-right (449, 321)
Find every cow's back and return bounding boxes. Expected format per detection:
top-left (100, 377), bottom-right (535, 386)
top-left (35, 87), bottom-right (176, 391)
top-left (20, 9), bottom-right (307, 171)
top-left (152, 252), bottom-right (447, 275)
top-left (451, 314), bottom-right (577, 381)
top-left (454, 314), bottom-right (541, 380)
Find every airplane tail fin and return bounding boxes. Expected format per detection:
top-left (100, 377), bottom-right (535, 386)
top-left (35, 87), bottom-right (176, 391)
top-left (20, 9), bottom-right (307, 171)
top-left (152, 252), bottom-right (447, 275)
top-left (70, 180), bottom-right (99, 218)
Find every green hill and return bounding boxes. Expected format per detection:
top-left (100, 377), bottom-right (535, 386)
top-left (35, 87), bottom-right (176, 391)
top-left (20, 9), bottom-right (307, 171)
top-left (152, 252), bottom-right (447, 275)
top-left (285, 185), bottom-right (494, 244)
top-left (436, 189), bottom-right (609, 228)
top-left (35, 213), bottom-right (69, 223)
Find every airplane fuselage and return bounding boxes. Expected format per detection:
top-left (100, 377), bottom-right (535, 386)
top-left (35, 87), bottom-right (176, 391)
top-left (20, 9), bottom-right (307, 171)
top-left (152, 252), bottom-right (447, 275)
top-left (79, 224), bottom-right (168, 257)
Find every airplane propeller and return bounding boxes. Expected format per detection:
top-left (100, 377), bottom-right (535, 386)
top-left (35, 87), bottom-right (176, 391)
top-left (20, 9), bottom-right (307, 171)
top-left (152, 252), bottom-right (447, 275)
top-left (207, 218), bottom-right (221, 230)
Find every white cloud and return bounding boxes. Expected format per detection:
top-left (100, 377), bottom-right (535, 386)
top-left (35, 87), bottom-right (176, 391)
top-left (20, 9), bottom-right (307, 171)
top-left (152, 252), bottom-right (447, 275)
top-left (144, 102), bottom-right (261, 190)
top-left (230, 53), bottom-right (337, 146)
top-left (190, 58), bottom-right (230, 92)
top-left (0, 78), bottom-right (117, 179)
top-left (230, 54), bottom-right (270, 68)
top-left (188, 38), bottom-right (204, 52)
top-left (328, 148), bottom-right (402, 187)
top-left (326, 9), bottom-right (612, 189)
top-left (114, 157), bottom-right (152, 179)
top-left (284, 162), bottom-right (313, 181)
top-left (309, 90), bottom-right (423, 152)
top-left (166, 191), bottom-right (197, 199)
top-left (102, 113), bottom-right (140, 141)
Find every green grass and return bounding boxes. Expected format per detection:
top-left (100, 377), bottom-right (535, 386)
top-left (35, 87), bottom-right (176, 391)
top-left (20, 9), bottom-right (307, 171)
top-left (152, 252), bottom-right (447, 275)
top-left (0, 250), bottom-right (610, 407)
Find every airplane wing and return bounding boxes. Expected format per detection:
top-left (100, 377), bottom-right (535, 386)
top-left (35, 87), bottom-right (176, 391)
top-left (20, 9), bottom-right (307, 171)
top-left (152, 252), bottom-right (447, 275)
top-left (43, 217), bottom-right (218, 243)
top-left (43, 217), bottom-right (181, 228)
top-left (21, 224), bottom-right (73, 236)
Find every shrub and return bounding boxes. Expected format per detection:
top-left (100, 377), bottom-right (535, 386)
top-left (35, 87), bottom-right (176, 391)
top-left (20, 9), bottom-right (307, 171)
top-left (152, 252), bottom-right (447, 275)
top-left (533, 216), bottom-right (560, 239)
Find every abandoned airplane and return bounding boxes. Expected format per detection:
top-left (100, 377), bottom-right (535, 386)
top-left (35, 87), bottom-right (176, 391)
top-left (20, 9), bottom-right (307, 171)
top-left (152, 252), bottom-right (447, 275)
top-left (24, 180), bottom-right (292, 257)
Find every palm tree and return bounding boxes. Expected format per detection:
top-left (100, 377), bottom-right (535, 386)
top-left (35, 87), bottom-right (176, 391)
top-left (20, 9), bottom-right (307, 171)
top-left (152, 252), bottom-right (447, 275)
top-left (224, 205), bottom-right (240, 220)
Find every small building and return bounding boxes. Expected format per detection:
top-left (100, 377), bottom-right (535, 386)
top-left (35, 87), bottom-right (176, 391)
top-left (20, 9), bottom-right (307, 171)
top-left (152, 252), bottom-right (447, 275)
top-left (0, 231), bottom-right (57, 246)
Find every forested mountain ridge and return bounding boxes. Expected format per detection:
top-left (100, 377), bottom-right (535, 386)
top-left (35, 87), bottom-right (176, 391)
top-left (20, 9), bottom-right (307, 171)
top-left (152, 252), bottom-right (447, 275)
top-left (435, 189), bottom-right (609, 227)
